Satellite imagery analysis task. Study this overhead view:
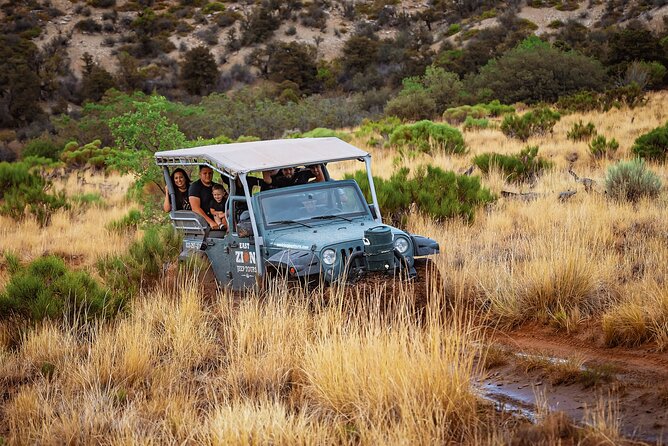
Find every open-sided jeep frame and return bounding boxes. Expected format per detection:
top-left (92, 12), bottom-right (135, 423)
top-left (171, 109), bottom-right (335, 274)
top-left (155, 137), bottom-right (438, 290)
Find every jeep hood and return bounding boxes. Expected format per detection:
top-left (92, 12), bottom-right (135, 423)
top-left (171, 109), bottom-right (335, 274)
top-left (266, 223), bottom-right (398, 251)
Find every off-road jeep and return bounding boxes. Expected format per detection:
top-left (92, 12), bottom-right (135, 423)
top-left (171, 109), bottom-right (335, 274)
top-left (155, 138), bottom-right (439, 291)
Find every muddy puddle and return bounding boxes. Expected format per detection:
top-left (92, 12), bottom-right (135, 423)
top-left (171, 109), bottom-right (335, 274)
top-left (475, 352), bottom-right (668, 444)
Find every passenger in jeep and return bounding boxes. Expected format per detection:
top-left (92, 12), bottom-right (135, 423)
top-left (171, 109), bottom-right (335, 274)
top-left (210, 184), bottom-right (228, 231)
top-left (188, 165), bottom-right (220, 229)
top-left (267, 164), bottom-right (326, 188)
top-left (163, 168), bottom-right (191, 212)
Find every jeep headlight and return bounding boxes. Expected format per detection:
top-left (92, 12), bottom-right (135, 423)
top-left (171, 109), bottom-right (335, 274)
top-left (322, 248), bottom-right (336, 265)
top-left (394, 236), bottom-right (410, 254)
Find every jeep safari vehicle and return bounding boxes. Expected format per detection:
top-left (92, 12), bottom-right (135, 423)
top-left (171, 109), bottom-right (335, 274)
top-left (155, 137), bottom-right (439, 291)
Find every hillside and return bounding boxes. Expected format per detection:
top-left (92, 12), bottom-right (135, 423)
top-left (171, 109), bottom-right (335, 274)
top-left (1, 0), bottom-right (667, 146)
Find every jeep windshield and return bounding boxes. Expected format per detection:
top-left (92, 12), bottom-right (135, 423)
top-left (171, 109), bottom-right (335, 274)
top-left (260, 182), bottom-right (370, 227)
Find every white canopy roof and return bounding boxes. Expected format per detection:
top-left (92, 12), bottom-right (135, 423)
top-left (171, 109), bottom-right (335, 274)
top-left (154, 137), bottom-right (369, 175)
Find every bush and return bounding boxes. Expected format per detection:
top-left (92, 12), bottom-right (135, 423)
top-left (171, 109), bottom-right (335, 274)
top-left (389, 120), bottom-right (466, 155)
top-left (469, 37), bottom-right (608, 104)
top-left (74, 18), bottom-right (102, 33)
top-left (442, 100), bottom-right (515, 125)
top-left (384, 67), bottom-right (464, 120)
top-left (0, 160), bottom-right (67, 227)
top-left (60, 139), bottom-right (113, 170)
top-left (348, 165), bottom-right (495, 224)
top-left (566, 120), bottom-right (597, 142)
top-left (588, 135), bottom-right (619, 159)
top-left (289, 127), bottom-right (352, 141)
top-left (22, 138), bottom-right (62, 161)
top-left (97, 226), bottom-right (181, 296)
top-left (500, 107), bottom-right (560, 141)
top-left (354, 116), bottom-right (402, 147)
top-left (557, 84), bottom-right (648, 113)
top-left (473, 145), bottom-right (553, 183)
top-left (106, 209), bottom-right (142, 234)
top-left (0, 255), bottom-right (118, 322)
top-left (605, 159), bottom-right (662, 203)
top-left (631, 123), bottom-right (668, 162)
top-left (463, 116), bottom-right (490, 131)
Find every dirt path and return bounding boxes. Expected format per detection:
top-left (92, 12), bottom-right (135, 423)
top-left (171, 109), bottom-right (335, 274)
top-left (495, 324), bottom-right (668, 381)
top-left (482, 324), bottom-right (668, 444)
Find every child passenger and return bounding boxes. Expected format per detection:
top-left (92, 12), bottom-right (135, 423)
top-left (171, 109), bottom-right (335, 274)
top-left (210, 184), bottom-right (228, 231)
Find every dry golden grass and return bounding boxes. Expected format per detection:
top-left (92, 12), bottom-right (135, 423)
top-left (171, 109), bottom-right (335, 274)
top-left (2, 91), bottom-right (668, 442)
top-left (3, 275), bottom-right (484, 444)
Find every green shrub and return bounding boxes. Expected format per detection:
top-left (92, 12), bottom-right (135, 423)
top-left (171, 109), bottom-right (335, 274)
top-left (605, 159), bottom-right (662, 203)
top-left (567, 120), bottom-right (597, 142)
top-left (0, 255), bottom-right (118, 322)
top-left (0, 161), bottom-right (67, 227)
top-left (442, 101), bottom-right (517, 124)
top-left (106, 209), bottom-right (142, 234)
top-left (389, 120), bottom-right (466, 155)
top-left (631, 123), bottom-right (668, 162)
top-left (469, 37), bottom-right (608, 104)
top-left (289, 127), bottom-right (352, 142)
top-left (384, 67), bottom-right (464, 120)
top-left (60, 139), bottom-right (113, 169)
top-left (463, 116), bottom-right (490, 131)
top-left (500, 108), bottom-right (560, 141)
top-left (473, 145), bottom-right (553, 183)
top-left (348, 165), bottom-right (495, 224)
top-left (22, 138), bottom-right (62, 161)
top-left (97, 226), bottom-right (181, 296)
top-left (556, 90), bottom-right (601, 113)
top-left (589, 135), bottom-right (619, 159)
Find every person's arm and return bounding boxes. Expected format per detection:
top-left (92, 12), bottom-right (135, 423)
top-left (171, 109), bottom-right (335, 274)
top-left (163, 189), bottom-right (171, 212)
top-left (190, 195), bottom-right (219, 229)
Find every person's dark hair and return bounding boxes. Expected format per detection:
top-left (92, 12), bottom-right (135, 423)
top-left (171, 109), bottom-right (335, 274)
top-left (212, 183), bottom-right (225, 192)
top-left (199, 164), bottom-right (212, 171)
top-left (170, 168), bottom-right (191, 190)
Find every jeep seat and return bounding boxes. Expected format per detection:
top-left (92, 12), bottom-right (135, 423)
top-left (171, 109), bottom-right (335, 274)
top-left (171, 210), bottom-right (209, 236)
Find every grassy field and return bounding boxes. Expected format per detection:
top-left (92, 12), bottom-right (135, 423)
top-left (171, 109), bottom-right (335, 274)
top-left (0, 92), bottom-right (667, 443)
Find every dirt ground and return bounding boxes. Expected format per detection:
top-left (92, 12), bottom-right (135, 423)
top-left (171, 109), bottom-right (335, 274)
top-left (484, 324), bottom-right (668, 443)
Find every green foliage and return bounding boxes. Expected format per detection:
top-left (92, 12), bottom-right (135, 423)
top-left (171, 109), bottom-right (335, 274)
top-left (288, 127), bottom-right (351, 141)
top-left (22, 138), bottom-right (62, 161)
top-left (500, 108), bottom-right (561, 141)
top-left (60, 139), bottom-right (113, 170)
top-left (469, 37), bottom-right (608, 104)
top-left (97, 226), bottom-right (181, 297)
top-left (631, 122), bottom-right (668, 162)
top-left (0, 255), bottom-right (118, 322)
top-left (566, 120), bottom-right (597, 142)
top-left (106, 209), bottom-right (142, 234)
top-left (463, 116), bottom-right (490, 131)
top-left (473, 145), bottom-right (553, 183)
top-left (443, 100), bottom-right (514, 124)
top-left (384, 67), bottom-right (463, 120)
top-left (354, 117), bottom-right (402, 148)
top-left (556, 84), bottom-right (647, 113)
top-left (180, 46), bottom-right (220, 96)
top-left (605, 159), bottom-right (662, 203)
top-left (389, 120), bottom-right (466, 155)
top-left (108, 95), bottom-right (187, 217)
top-left (0, 160), bottom-right (67, 227)
top-left (202, 1), bottom-right (225, 13)
top-left (250, 41), bottom-right (320, 95)
top-left (349, 165), bottom-right (495, 224)
top-left (588, 135), bottom-right (619, 159)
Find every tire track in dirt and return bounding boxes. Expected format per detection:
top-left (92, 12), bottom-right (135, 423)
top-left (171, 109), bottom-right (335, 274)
top-left (492, 324), bottom-right (668, 382)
